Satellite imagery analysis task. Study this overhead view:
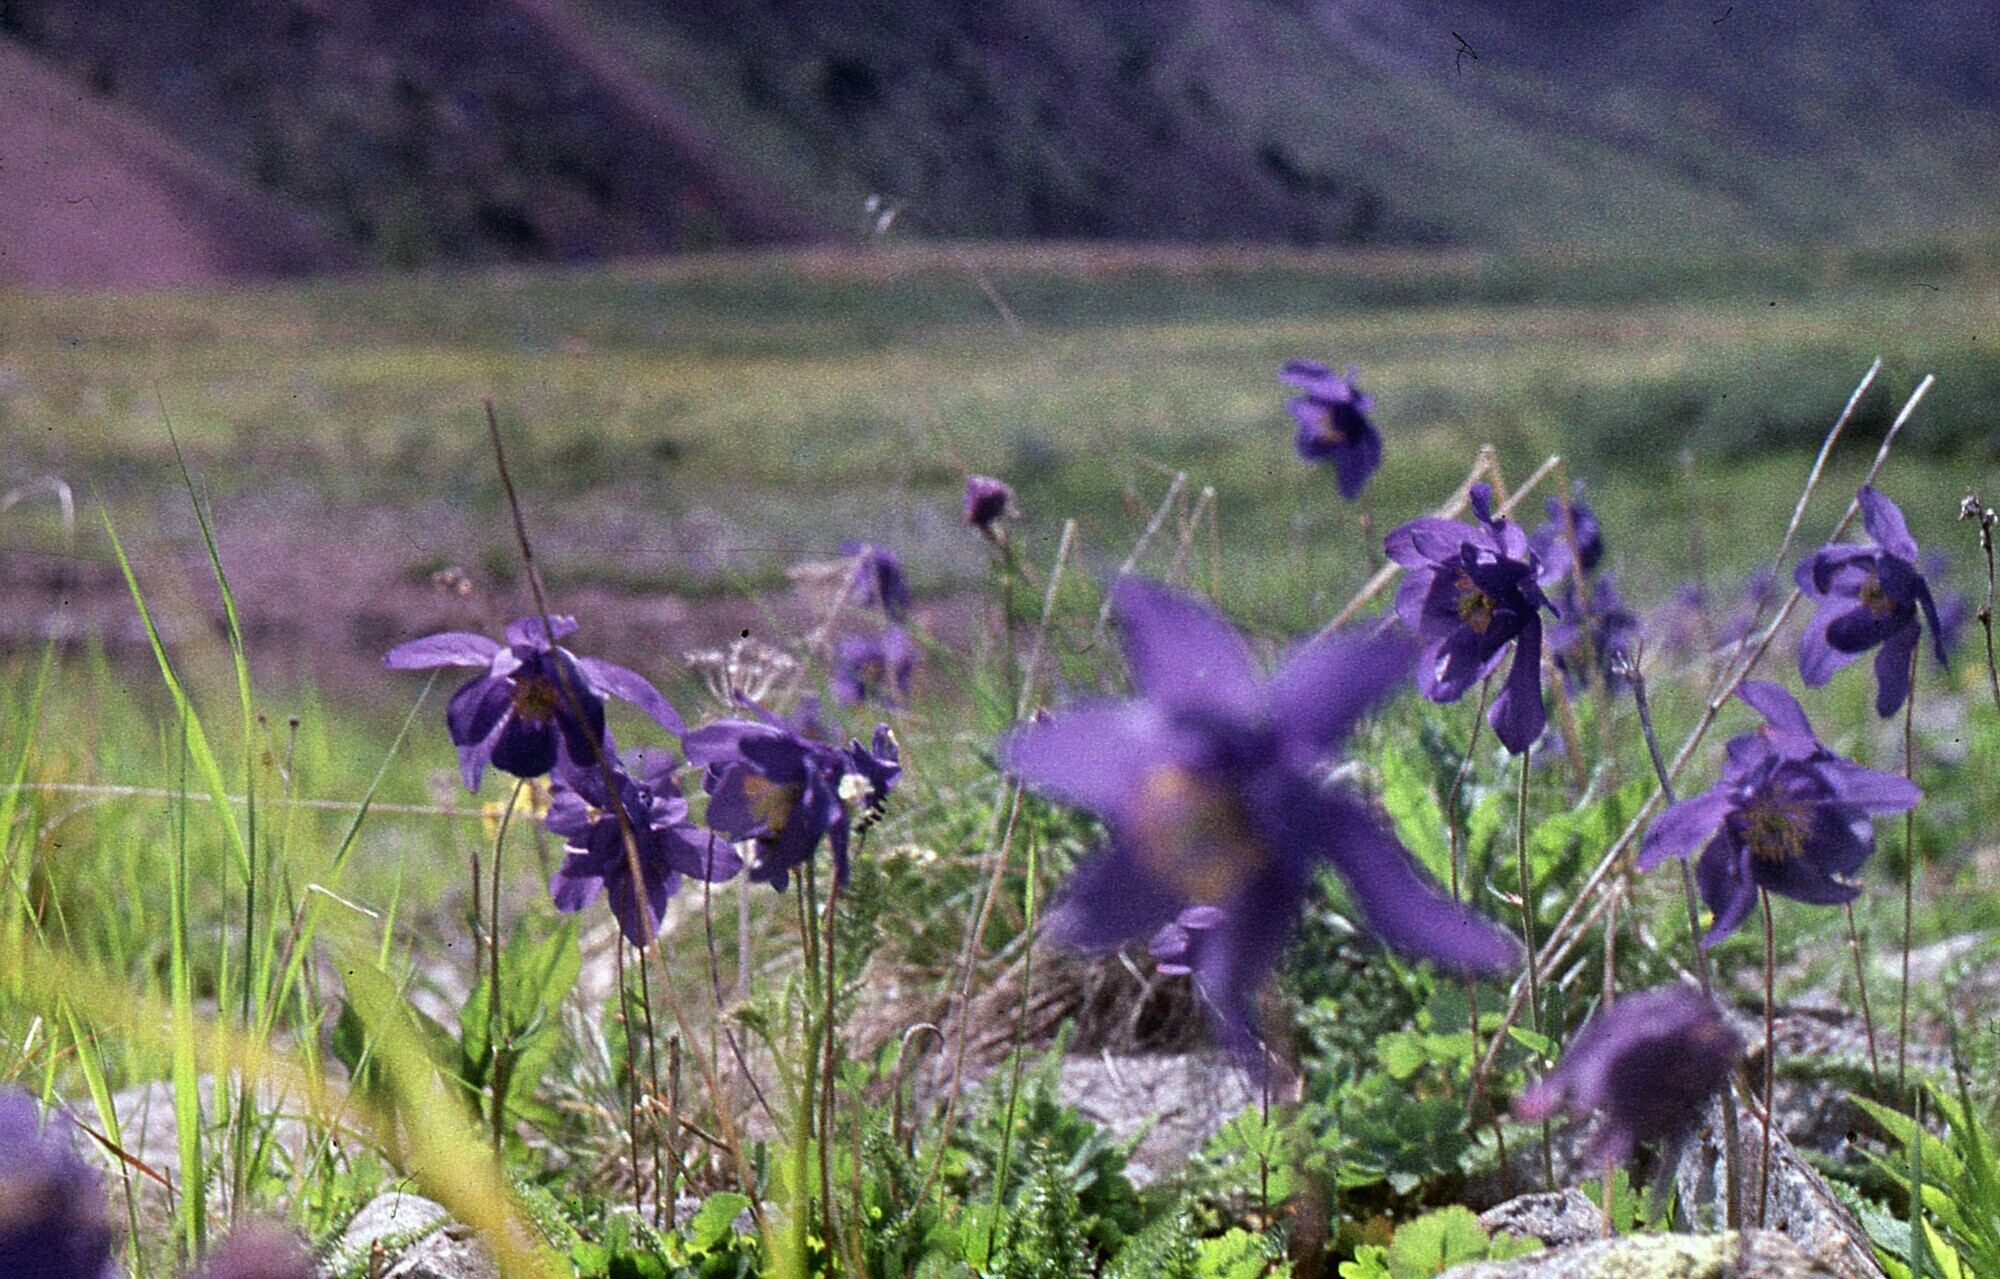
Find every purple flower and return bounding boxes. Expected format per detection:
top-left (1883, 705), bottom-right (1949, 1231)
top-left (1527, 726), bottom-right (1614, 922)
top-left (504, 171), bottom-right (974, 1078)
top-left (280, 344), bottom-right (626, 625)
top-left (1637, 681), bottom-right (1921, 945)
top-left (841, 542), bottom-right (911, 622)
top-left (0, 1088), bottom-right (114, 1279)
top-left (963, 475), bottom-right (1015, 533)
top-left (1001, 578), bottom-right (1518, 1063)
top-left (192, 1225), bottom-right (315, 1279)
top-left (1280, 360), bottom-right (1382, 501)
top-left (1513, 985), bottom-right (1742, 1168)
top-left (1549, 574), bottom-right (1640, 694)
top-left (1529, 484), bottom-right (1604, 578)
top-left (832, 627), bottom-right (919, 708)
top-left (685, 711), bottom-right (900, 890)
top-left (1922, 550), bottom-right (1968, 666)
top-left (383, 616), bottom-right (685, 791)
top-left (546, 748), bottom-right (739, 947)
top-left (1385, 482), bottom-right (1562, 753)
top-left (1796, 486), bottom-right (1948, 717)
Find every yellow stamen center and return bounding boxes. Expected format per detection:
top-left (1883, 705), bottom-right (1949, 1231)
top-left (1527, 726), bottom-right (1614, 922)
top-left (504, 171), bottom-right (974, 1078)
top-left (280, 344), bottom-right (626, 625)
top-left (1739, 795), bottom-right (1810, 864)
top-left (742, 774), bottom-right (803, 833)
top-left (1455, 572), bottom-right (1497, 634)
top-left (1858, 573), bottom-right (1895, 618)
top-left (511, 673), bottom-right (562, 723)
top-left (1130, 765), bottom-right (1266, 905)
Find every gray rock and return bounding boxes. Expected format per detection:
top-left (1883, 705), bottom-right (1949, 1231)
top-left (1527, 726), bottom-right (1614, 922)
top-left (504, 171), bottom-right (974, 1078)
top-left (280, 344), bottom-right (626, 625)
top-left (1673, 1097), bottom-right (1883, 1279)
top-left (319, 1190), bottom-right (495, 1279)
top-left (1440, 1230), bottom-right (1841, 1279)
top-left (1479, 1189), bottom-right (1609, 1248)
top-left (1054, 1053), bottom-right (1259, 1188)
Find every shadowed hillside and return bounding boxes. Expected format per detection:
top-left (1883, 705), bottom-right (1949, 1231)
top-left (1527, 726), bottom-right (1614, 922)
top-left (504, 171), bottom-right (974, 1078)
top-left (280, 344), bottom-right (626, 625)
top-left (2, 0), bottom-right (1998, 276)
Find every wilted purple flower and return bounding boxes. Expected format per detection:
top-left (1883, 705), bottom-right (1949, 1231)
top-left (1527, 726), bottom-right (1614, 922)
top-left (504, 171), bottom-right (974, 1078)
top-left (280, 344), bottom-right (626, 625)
top-left (1796, 486), bottom-right (1948, 717)
top-left (383, 616), bottom-right (684, 790)
top-left (832, 627), bottom-right (919, 708)
top-left (192, 1225), bottom-right (315, 1279)
top-left (0, 1088), bottom-right (114, 1279)
top-left (1385, 482), bottom-right (1562, 753)
top-left (1530, 484), bottom-right (1604, 578)
top-left (1513, 986), bottom-right (1742, 1168)
top-left (546, 748), bottom-right (739, 947)
top-left (1280, 360), bottom-right (1382, 501)
top-left (1002, 578), bottom-right (1518, 1062)
top-left (1637, 681), bottom-right (1920, 945)
top-left (963, 475), bottom-right (1015, 533)
top-left (685, 711), bottom-right (900, 889)
top-left (1922, 550), bottom-right (1968, 666)
top-left (842, 542), bottom-right (911, 622)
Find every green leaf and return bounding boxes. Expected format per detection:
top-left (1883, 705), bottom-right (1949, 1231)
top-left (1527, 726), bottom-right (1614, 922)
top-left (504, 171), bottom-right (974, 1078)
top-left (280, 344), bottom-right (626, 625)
top-left (1338, 1245), bottom-right (1391, 1279)
top-left (1505, 1026), bottom-right (1554, 1058)
top-left (688, 1192), bottom-right (753, 1252)
top-left (1386, 1207), bottom-right (1489, 1279)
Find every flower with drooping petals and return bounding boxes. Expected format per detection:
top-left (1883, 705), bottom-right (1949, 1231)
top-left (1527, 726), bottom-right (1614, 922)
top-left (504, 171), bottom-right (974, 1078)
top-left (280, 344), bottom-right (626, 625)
top-left (383, 615), bottom-right (684, 790)
top-left (1514, 985), bottom-right (1742, 1168)
top-left (1529, 484), bottom-right (1605, 579)
top-left (1280, 360), bottom-right (1382, 500)
top-left (1549, 574), bottom-right (1641, 695)
top-left (1796, 486), bottom-right (1948, 717)
top-left (841, 542), bottom-right (911, 622)
top-left (963, 475), bottom-right (1015, 534)
top-left (0, 1088), bottom-right (114, 1279)
top-left (832, 626), bottom-right (919, 708)
top-left (685, 709), bottom-right (900, 890)
top-left (545, 747), bottom-right (740, 947)
top-left (1001, 577), bottom-right (1518, 1063)
top-left (1637, 681), bottom-right (1920, 945)
top-left (1385, 482), bottom-right (1563, 753)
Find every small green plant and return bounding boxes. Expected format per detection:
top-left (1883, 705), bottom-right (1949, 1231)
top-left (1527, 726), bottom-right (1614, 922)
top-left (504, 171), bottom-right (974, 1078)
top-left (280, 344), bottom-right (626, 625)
top-left (1336, 1206), bottom-right (1540, 1279)
top-left (1853, 1081), bottom-right (2000, 1279)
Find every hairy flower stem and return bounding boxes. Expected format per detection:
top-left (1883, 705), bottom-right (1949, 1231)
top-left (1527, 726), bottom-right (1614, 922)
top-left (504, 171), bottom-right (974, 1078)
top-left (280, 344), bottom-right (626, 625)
top-left (1900, 647), bottom-right (1918, 1093)
top-left (615, 941), bottom-right (643, 1219)
top-left (488, 780), bottom-right (523, 1156)
top-left (996, 529), bottom-right (1020, 718)
top-left (796, 868), bottom-right (829, 1262)
top-left (1448, 676), bottom-right (1510, 1190)
top-left (1516, 754), bottom-right (1556, 1191)
top-left (1760, 891), bottom-right (1776, 1230)
top-left (1630, 662), bottom-right (1743, 1229)
top-left (636, 952), bottom-right (668, 1224)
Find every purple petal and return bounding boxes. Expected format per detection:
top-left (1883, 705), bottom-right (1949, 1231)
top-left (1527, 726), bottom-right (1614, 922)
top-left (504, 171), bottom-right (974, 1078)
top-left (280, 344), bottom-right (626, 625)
top-left (1279, 358), bottom-right (1334, 390)
top-left (578, 657), bottom-right (687, 736)
top-left (1872, 624), bottom-right (1918, 718)
top-left (1734, 681), bottom-right (1821, 759)
top-left (1468, 482), bottom-right (1495, 526)
top-left (1384, 518), bottom-right (1476, 568)
top-left (1858, 486), bottom-right (1920, 562)
top-left (382, 631), bottom-right (502, 670)
top-left (1270, 631), bottom-right (1413, 765)
top-left (1827, 605), bottom-right (1911, 654)
top-left (490, 717), bottom-right (559, 780)
top-left (1696, 839), bottom-right (1757, 947)
top-left (1637, 787), bottom-right (1734, 872)
top-left (549, 858), bottom-right (605, 913)
top-left (1111, 578), bottom-right (1263, 719)
top-left (1332, 415), bottom-right (1382, 501)
top-left (1045, 840), bottom-right (1183, 950)
top-left (1797, 604), bottom-right (1858, 688)
top-left (681, 719), bottom-right (774, 768)
top-left (504, 615), bottom-right (579, 648)
top-left (1815, 758), bottom-right (1921, 813)
top-left (1001, 702), bottom-right (1167, 817)
top-left (1321, 801), bottom-right (1520, 976)
top-left (445, 674), bottom-right (510, 751)
top-left (1189, 888), bottom-right (1294, 1066)
top-left (1487, 621), bottom-right (1546, 754)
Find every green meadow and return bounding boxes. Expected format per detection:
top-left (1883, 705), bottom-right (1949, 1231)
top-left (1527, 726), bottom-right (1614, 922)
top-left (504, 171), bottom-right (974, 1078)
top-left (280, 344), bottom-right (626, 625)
top-left (5, 240), bottom-right (2000, 1275)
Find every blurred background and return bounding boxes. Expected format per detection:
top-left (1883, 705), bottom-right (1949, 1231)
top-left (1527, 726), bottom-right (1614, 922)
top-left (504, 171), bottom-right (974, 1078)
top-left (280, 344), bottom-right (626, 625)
top-left (3, 0), bottom-right (1998, 697)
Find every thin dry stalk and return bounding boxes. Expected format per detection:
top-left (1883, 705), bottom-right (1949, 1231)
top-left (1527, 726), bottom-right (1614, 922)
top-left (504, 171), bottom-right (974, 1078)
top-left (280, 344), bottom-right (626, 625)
top-left (1094, 472), bottom-right (1188, 640)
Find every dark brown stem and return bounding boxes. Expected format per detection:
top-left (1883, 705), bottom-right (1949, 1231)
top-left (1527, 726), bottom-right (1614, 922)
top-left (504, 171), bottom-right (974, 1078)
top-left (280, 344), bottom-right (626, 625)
top-left (1760, 890), bottom-right (1776, 1230)
top-left (1516, 752), bottom-right (1555, 1191)
top-left (1844, 903), bottom-right (1883, 1089)
top-left (1900, 644), bottom-right (1919, 1093)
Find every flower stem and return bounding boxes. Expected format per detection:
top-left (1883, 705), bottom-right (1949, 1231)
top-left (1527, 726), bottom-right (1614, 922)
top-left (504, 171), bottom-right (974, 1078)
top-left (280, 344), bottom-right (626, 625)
top-left (488, 779), bottom-right (523, 1157)
top-left (986, 827), bottom-right (1042, 1264)
top-left (1516, 752), bottom-right (1555, 1192)
top-left (1900, 645), bottom-right (1919, 1093)
top-left (1760, 890), bottom-right (1776, 1230)
top-left (1844, 903), bottom-right (1883, 1090)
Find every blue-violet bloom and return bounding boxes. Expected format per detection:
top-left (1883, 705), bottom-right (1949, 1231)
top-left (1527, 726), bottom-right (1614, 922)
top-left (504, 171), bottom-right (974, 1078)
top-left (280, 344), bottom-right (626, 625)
top-left (1280, 360), bottom-right (1382, 501)
top-left (1001, 577), bottom-right (1518, 1063)
top-left (1549, 574), bottom-right (1641, 695)
top-left (546, 748), bottom-right (739, 947)
top-left (1638, 680), bottom-right (1920, 945)
top-left (1796, 486), bottom-right (1947, 717)
top-left (832, 627), bottom-right (919, 708)
top-left (1385, 482), bottom-right (1562, 753)
top-left (685, 711), bottom-right (900, 890)
top-left (842, 542), bottom-right (911, 622)
top-left (963, 475), bottom-right (1015, 534)
top-left (1514, 985), bottom-right (1742, 1168)
top-left (1529, 484), bottom-right (1603, 579)
top-left (384, 615), bottom-right (684, 790)
top-left (0, 1088), bottom-right (115, 1279)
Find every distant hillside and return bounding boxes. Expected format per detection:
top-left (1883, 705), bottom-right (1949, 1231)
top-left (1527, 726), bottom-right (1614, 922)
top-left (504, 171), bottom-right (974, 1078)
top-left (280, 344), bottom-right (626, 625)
top-left (2, 0), bottom-right (1998, 278)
